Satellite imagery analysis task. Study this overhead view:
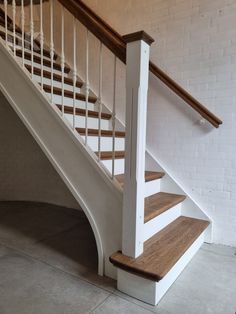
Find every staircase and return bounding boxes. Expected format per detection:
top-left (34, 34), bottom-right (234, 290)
top-left (0, 0), bottom-right (221, 306)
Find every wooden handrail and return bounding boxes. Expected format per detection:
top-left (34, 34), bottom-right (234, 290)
top-left (58, 0), bottom-right (222, 128)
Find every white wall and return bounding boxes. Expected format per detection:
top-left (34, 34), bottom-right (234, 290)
top-left (82, 0), bottom-right (236, 247)
top-left (0, 91), bottom-right (81, 210)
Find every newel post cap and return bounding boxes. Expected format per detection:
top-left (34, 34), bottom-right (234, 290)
top-left (123, 31), bottom-right (155, 46)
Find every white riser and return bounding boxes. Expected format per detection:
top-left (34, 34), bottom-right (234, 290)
top-left (81, 136), bottom-right (125, 152)
top-left (32, 74), bottom-right (81, 93)
top-left (145, 179), bottom-right (160, 197)
top-left (117, 230), bottom-right (206, 305)
top-left (46, 94), bottom-right (95, 111)
top-left (18, 57), bottom-right (68, 76)
top-left (143, 203), bottom-right (181, 241)
top-left (102, 158), bottom-right (125, 175)
top-left (64, 113), bottom-right (110, 130)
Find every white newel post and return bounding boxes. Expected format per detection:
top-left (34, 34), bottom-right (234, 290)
top-left (122, 31), bottom-right (154, 258)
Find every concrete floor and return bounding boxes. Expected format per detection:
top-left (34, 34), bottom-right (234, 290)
top-left (0, 202), bottom-right (235, 314)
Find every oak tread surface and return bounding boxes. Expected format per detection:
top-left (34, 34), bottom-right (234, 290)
top-left (0, 29), bottom-right (56, 60)
top-left (57, 105), bottom-right (111, 120)
top-left (77, 128), bottom-right (125, 138)
top-left (145, 192), bottom-right (186, 223)
top-left (115, 171), bottom-right (165, 186)
top-left (110, 216), bottom-right (210, 281)
top-left (0, 13), bottom-right (58, 59)
top-left (25, 65), bottom-right (82, 87)
top-left (16, 49), bottom-right (70, 72)
top-left (43, 85), bottom-right (97, 103)
top-left (96, 151), bottom-right (125, 160)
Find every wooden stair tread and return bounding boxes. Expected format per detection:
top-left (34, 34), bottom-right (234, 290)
top-left (25, 65), bottom-right (82, 87)
top-left (0, 10), bottom-right (57, 59)
top-left (43, 85), bottom-right (97, 103)
top-left (96, 151), bottom-right (125, 160)
top-left (77, 128), bottom-right (125, 138)
top-left (115, 171), bottom-right (165, 186)
top-left (0, 29), bottom-right (55, 60)
top-left (57, 105), bottom-right (111, 119)
top-left (110, 216), bottom-right (210, 281)
top-left (16, 49), bottom-right (70, 73)
top-left (145, 192), bottom-right (186, 223)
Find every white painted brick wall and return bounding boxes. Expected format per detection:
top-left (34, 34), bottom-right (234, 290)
top-left (85, 0), bottom-right (236, 247)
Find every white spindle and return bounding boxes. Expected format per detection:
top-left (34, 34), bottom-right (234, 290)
top-left (122, 32), bottom-right (154, 258)
top-left (97, 42), bottom-right (103, 161)
top-left (50, 0), bottom-right (54, 102)
top-left (112, 56), bottom-right (117, 179)
top-left (4, 0), bottom-right (8, 47)
top-left (84, 29), bottom-right (89, 145)
top-left (12, 0), bottom-right (16, 56)
top-left (61, 5), bottom-right (65, 116)
top-left (72, 16), bottom-right (77, 130)
top-left (40, 0), bottom-right (44, 89)
top-left (21, 0), bottom-right (25, 66)
top-left (30, 0), bottom-right (34, 77)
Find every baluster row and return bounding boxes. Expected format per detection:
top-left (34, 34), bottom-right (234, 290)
top-left (1, 0), bottom-right (118, 180)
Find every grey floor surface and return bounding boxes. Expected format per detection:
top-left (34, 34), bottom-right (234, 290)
top-left (0, 201), bottom-right (235, 314)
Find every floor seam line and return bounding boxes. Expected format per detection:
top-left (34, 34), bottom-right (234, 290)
top-left (0, 241), bottom-right (115, 294)
top-left (87, 294), bottom-right (112, 313)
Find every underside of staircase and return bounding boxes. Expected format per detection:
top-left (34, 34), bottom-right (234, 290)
top-left (0, 3), bottom-right (213, 306)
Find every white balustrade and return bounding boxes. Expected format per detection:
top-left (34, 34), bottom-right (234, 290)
top-left (72, 16), bottom-right (77, 130)
top-left (50, 0), bottom-right (54, 102)
top-left (40, 0), bottom-right (44, 89)
top-left (4, 0), bottom-right (8, 48)
top-left (21, 0), bottom-right (25, 66)
top-left (112, 56), bottom-right (117, 179)
top-left (97, 41), bottom-right (103, 161)
top-left (30, 0), bottom-right (34, 77)
top-left (84, 29), bottom-right (89, 145)
top-left (61, 4), bottom-right (65, 115)
top-left (12, 0), bottom-right (16, 56)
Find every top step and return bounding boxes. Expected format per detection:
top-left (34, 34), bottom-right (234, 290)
top-left (110, 216), bottom-right (210, 281)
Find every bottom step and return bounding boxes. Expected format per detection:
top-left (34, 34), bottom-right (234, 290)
top-left (110, 217), bottom-right (210, 305)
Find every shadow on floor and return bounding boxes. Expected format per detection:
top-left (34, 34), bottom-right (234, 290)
top-left (0, 201), bottom-right (98, 275)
